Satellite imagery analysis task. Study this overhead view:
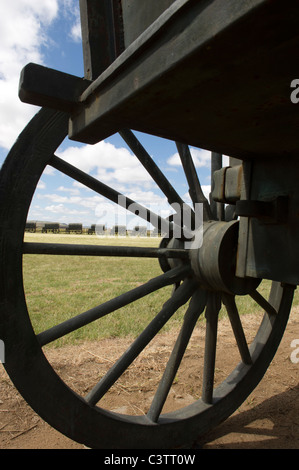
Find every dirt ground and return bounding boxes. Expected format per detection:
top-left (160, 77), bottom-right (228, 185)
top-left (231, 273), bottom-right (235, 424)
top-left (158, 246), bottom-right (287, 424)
top-left (0, 307), bottom-right (298, 450)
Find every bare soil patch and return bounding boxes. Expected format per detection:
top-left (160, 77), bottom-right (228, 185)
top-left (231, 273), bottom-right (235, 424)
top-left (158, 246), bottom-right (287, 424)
top-left (1, 309), bottom-right (298, 449)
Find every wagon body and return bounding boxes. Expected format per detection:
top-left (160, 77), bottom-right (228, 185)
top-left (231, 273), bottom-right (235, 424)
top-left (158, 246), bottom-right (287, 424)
top-left (42, 223), bottom-right (60, 234)
top-left (77, 0), bottom-right (299, 286)
top-left (88, 224), bottom-right (96, 234)
top-left (73, 0), bottom-right (299, 159)
top-left (20, 0), bottom-right (299, 157)
top-left (66, 223), bottom-right (83, 234)
top-left (20, 0), bottom-right (299, 285)
top-left (25, 222), bottom-right (36, 233)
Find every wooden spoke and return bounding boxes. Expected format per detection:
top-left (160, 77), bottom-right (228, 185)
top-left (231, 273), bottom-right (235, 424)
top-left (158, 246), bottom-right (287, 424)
top-left (147, 288), bottom-right (207, 422)
top-left (202, 292), bottom-right (221, 404)
top-left (121, 130), bottom-right (195, 231)
top-left (222, 293), bottom-right (252, 365)
top-left (250, 289), bottom-right (278, 317)
top-left (49, 155), bottom-right (193, 239)
top-left (176, 142), bottom-right (212, 221)
top-left (37, 264), bottom-right (192, 346)
top-left (120, 130), bottom-right (186, 208)
top-left (23, 242), bottom-right (189, 260)
top-left (85, 278), bottom-right (198, 406)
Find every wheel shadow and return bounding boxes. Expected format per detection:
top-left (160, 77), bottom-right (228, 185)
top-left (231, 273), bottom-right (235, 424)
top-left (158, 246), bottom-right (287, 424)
top-left (196, 384), bottom-right (299, 449)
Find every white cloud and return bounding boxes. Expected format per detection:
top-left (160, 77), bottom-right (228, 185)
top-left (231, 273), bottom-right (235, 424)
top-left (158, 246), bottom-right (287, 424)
top-left (70, 21), bottom-right (82, 42)
top-left (0, 1), bottom-right (58, 56)
top-left (126, 190), bottom-right (166, 206)
top-left (57, 186), bottom-right (81, 196)
top-left (201, 185), bottom-right (211, 199)
top-left (44, 166), bottom-right (57, 176)
top-left (0, 0), bottom-right (83, 153)
top-left (1, 2), bottom-right (177, 228)
top-left (59, 0), bottom-right (81, 42)
top-left (38, 192), bottom-right (109, 213)
top-left (35, 186), bottom-right (171, 228)
top-left (183, 185), bottom-right (211, 201)
top-left (73, 181), bottom-right (90, 190)
top-left (167, 148), bottom-right (211, 168)
top-left (0, 0), bottom-right (59, 150)
top-left (57, 141), bottom-right (153, 186)
top-left (44, 204), bottom-right (88, 216)
top-left (79, 196), bottom-right (105, 209)
top-left (167, 148), bottom-right (230, 169)
top-left (39, 193), bottom-right (83, 205)
top-left (53, 141), bottom-right (174, 226)
top-left (37, 180), bottom-right (46, 190)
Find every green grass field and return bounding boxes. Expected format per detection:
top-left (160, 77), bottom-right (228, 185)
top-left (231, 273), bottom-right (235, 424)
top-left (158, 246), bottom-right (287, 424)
top-left (23, 233), bottom-right (298, 347)
top-left (23, 233), bottom-right (177, 346)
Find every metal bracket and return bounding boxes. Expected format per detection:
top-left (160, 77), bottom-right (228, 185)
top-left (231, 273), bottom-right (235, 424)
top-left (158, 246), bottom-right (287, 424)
top-left (235, 195), bottom-right (289, 224)
top-left (212, 165), bottom-right (243, 204)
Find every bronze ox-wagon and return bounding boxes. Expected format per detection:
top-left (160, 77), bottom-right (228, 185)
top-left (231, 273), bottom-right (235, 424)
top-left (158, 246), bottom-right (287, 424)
top-left (0, 0), bottom-right (299, 449)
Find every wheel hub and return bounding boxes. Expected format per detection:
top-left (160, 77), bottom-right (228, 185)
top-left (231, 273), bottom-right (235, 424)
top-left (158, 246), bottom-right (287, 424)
top-left (189, 220), bottom-right (261, 295)
top-left (162, 220), bottom-right (260, 295)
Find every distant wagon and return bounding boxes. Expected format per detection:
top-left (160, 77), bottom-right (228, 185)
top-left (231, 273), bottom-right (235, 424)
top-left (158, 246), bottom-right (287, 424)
top-left (42, 223), bottom-right (60, 233)
top-left (87, 224), bottom-right (96, 234)
top-left (25, 222), bottom-right (36, 233)
top-left (66, 223), bottom-right (83, 234)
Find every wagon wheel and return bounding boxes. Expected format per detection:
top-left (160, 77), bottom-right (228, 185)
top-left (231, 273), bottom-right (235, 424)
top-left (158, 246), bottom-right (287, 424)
top-left (0, 108), bottom-right (295, 449)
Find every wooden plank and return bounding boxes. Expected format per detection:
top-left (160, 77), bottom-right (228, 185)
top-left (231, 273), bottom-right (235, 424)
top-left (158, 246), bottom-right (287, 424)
top-left (69, 0), bottom-right (299, 159)
top-left (121, 0), bottom-right (175, 47)
top-left (19, 63), bottom-right (91, 112)
top-left (79, 0), bottom-right (123, 80)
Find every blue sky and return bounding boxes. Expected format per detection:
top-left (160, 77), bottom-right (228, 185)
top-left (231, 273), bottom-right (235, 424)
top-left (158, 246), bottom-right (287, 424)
top-left (0, 0), bottom-right (214, 229)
